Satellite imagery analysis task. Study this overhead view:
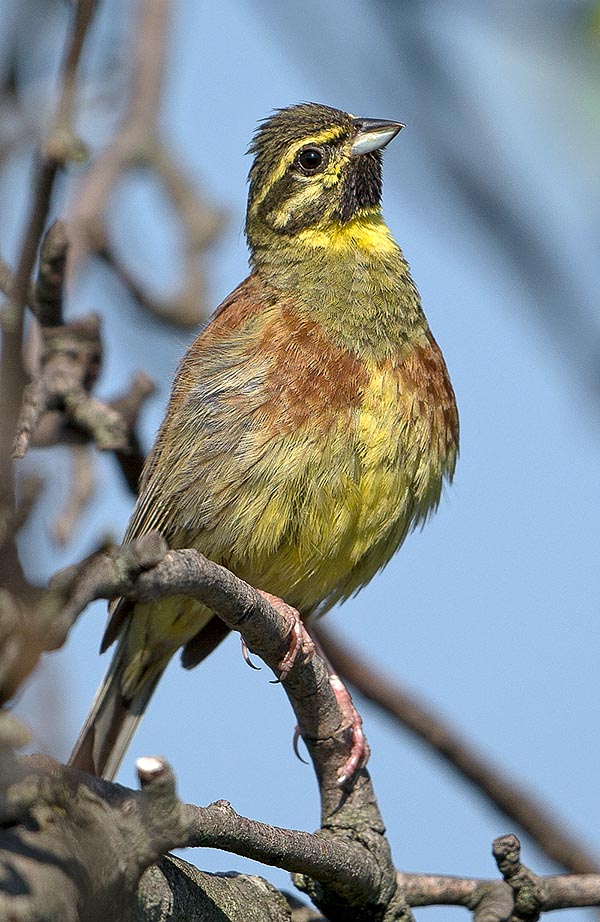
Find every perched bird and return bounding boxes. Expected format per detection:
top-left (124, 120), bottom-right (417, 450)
top-left (70, 102), bottom-right (458, 781)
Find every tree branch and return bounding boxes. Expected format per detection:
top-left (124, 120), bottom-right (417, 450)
top-left (0, 0), bottom-right (98, 590)
top-left (3, 537), bottom-right (407, 919)
top-left (3, 540), bottom-right (600, 919)
top-left (314, 624), bottom-right (600, 876)
top-left (69, 0), bottom-right (225, 329)
top-left (399, 865), bottom-right (600, 916)
top-left (1, 222), bottom-right (155, 465)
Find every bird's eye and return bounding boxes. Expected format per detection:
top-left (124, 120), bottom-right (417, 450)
top-left (296, 146), bottom-right (324, 173)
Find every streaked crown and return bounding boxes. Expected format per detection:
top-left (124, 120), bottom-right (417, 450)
top-left (245, 103), bottom-right (403, 245)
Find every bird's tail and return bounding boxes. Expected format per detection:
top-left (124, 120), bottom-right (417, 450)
top-left (70, 594), bottom-right (225, 780)
top-left (68, 634), bottom-right (163, 781)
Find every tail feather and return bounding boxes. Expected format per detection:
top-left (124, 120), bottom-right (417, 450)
top-left (68, 637), bottom-right (163, 781)
top-left (71, 598), bottom-right (220, 780)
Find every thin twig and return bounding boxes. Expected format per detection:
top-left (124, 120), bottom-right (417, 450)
top-left (398, 867), bottom-right (600, 913)
top-left (6, 0), bottom-right (97, 377)
top-left (70, 0), bottom-right (224, 329)
top-left (5, 221), bottom-right (151, 462)
top-left (0, 0), bottom-right (98, 589)
top-left (33, 219), bottom-right (68, 326)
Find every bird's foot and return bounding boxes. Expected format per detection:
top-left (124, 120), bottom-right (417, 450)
top-left (243, 589), bottom-right (369, 785)
top-left (327, 670), bottom-right (370, 785)
top-left (256, 590), bottom-right (315, 681)
top-left (291, 669), bottom-right (370, 785)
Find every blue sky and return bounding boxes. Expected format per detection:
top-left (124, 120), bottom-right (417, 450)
top-left (5, 2), bottom-right (600, 919)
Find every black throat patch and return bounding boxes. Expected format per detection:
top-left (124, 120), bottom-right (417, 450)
top-left (335, 151), bottom-right (383, 223)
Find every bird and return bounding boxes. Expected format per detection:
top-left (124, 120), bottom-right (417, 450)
top-left (69, 102), bottom-right (459, 782)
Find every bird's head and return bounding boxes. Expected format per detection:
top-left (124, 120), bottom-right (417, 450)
top-left (245, 102), bottom-right (403, 249)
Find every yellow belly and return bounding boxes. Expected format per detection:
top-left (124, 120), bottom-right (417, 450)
top-left (215, 359), bottom-right (454, 615)
top-left (121, 351), bottom-right (457, 695)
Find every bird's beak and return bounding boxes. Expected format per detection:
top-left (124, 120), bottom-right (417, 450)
top-left (350, 117), bottom-right (405, 155)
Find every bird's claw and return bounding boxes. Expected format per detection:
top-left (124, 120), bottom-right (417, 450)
top-left (251, 589), bottom-right (368, 785)
top-left (328, 671), bottom-right (370, 786)
top-left (241, 637), bottom-right (261, 670)
top-left (291, 677), bottom-right (369, 783)
top-left (256, 590), bottom-right (315, 682)
top-left (292, 725), bottom-right (309, 764)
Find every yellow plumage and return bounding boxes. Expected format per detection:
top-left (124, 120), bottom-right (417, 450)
top-left (69, 103), bottom-right (458, 780)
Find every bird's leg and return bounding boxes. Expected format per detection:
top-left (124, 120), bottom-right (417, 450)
top-left (256, 590), bottom-right (315, 680)
top-left (244, 588), bottom-right (369, 785)
top-left (305, 626), bottom-right (370, 786)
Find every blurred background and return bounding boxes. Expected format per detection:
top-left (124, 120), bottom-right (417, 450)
top-left (2, 1), bottom-right (599, 918)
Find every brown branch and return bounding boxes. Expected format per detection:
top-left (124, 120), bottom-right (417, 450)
top-left (7, 537), bottom-right (407, 919)
top-left (4, 222), bottom-right (153, 464)
top-left (0, 533), bottom-right (406, 919)
top-left (49, 543), bottom-right (354, 788)
top-left (70, 0), bottom-right (225, 329)
top-left (0, 752), bottom-right (274, 922)
top-left (133, 759), bottom-right (382, 900)
top-left (182, 799), bottom-right (375, 894)
top-left (4, 543), bottom-right (600, 919)
top-left (3, 0), bottom-right (97, 397)
top-left (28, 369), bottom-right (154, 464)
top-left (0, 750), bottom-right (300, 922)
top-left (399, 865), bottom-right (600, 915)
top-left (13, 311), bottom-right (129, 458)
top-left (0, 0), bottom-right (98, 590)
top-left (314, 624), bottom-right (600, 876)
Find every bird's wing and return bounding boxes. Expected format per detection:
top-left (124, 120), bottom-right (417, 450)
top-left (102, 274), bottom-right (276, 648)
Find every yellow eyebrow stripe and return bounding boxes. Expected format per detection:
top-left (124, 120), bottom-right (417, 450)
top-left (302, 126), bottom-right (348, 147)
top-left (252, 125), bottom-right (348, 208)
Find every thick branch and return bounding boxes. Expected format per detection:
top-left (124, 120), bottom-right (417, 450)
top-left (0, 752), bottom-right (292, 922)
top-left (29, 539), bottom-right (406, 919)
